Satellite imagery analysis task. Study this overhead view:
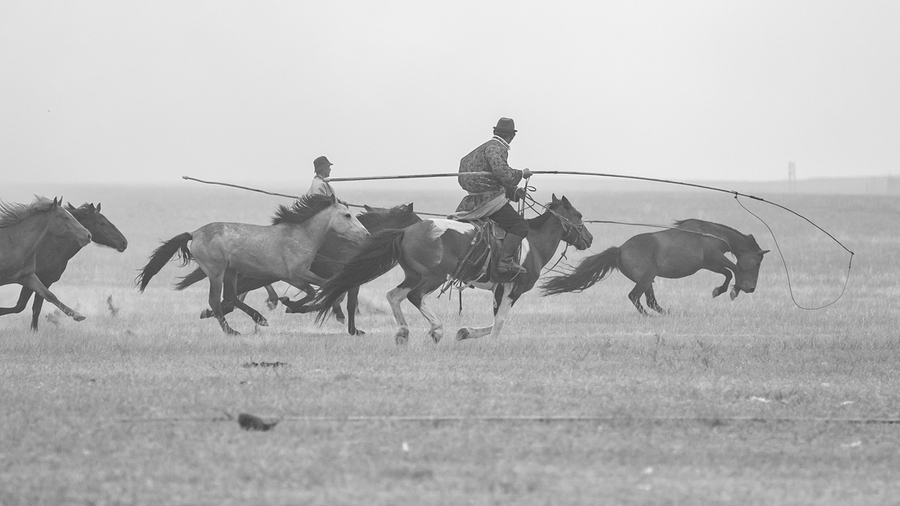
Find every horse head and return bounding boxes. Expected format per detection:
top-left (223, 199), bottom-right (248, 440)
top-left (67, 202), bottom-right (128, 252)
top-left (49, 196), bottom-right (91, 247)
top-left (550, 194), bottom-right (593, 250)
top-left (358, 202), bottom-right (421, 232)
top-left (329, 199), bottom-right (370, 243)
top-left (732, 233), bottom-right (769, 298)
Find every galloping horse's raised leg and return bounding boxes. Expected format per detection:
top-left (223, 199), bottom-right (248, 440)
top-left (280, 283), bottom-right (317, 313)
top-left (405, 276), bottom-right (445, 344)
top-left (644, 285), bottom-right (667, 314)
top-left (706, 256), bottom-right (736, 299)
top-left (456, 283), bottom-right (518, 340)
top-left (19, 274), bottom-right (85, 323)
top-left (0, 287), bottom-right (35, 325)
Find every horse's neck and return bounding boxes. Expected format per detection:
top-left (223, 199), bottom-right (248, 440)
top-left (0, 212), bottom-right (52, 259)
top-left (702, 223), bottom-right (746, 252)
top-left (287, 207), bottom-right (336, 246)
top-left (525, 214), bottom-right (564, 268)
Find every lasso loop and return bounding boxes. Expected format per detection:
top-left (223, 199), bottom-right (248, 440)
top-left (731, 194), bottom-right (853, 310)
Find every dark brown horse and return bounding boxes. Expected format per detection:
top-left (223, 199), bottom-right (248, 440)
top-left (176, 202), bottom-right (421, 335)
top-left (0, 196), bottom-right (92, 324)
top-left (541, 219), bottom-right (768, 315)
top-left (0, 203), bottom-right (128, 330)
top-left (310, 195), bottom-right (592, 344)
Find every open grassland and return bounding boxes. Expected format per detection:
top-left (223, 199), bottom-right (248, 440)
top-left (1, 183), bottom-right (899, 505)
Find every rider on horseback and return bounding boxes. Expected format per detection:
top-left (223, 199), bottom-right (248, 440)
top-left (452, 117), bottom-right (532, 276)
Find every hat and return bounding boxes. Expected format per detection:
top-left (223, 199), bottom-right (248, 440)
top-left (493, 117), bottom-right (517, 133)
top-left (313, 156), bottom-right (333, 172)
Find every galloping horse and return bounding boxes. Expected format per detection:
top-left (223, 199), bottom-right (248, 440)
top-left (176, 202), bottom-right (421, 335)
top-left (0, 196), bottom-right (92, 324)
top-left (0, 203), bottom-right (128, 330)
top-left (310, 195), bottom-right (592, 344)
top-left (541, 219), bottom-right (768, 315)
top-left (136, 194), bottom-right (369, 335)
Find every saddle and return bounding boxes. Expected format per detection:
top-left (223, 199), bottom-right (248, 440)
top-left (448, 219), bottom-right (520, 285)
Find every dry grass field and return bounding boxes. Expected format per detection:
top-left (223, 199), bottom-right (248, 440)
top-left (1, 182), bottom-right (898, 505)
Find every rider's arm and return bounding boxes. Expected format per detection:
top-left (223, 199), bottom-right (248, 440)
top-left (484, 144), bottom-right (523, 190)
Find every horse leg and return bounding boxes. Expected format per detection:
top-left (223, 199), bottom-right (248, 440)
top-left (31, 295), bottom-right (46, 331)
top-left (345, 286), bottom-right (363, 336)
top-left (628, 281), bottom-right (651, 316)
top-left (457, 284), bottom-right (516, 340)
top-left (263, 284), bottom-right (279, 310)
top-left (19, 274), bottom-right (85, 322)
top-left (644, 285), bottom-right (667, 314)
top-left (224, 272), bottom-right (268, 327)
top-left (0, 287), bottom-right (33, 317)
top-left (333, 292), bottom-right (347, 324)
top-left (405, 276), bottom-right (445, 344)
top-left (207, 272), bottom-right (239, 335)
top-left (281, 283), bottom-right (316, 314)
top-left (712, 269), bottom-right (733, 298)
top-left (386, 286), bottom-right (413, 345)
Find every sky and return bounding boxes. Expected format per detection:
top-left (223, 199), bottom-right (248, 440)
top-left (2, 0), bottom-right (899, 186)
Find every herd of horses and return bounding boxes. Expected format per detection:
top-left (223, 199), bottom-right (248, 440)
top-left (0, 194), bottom-right (768, 341)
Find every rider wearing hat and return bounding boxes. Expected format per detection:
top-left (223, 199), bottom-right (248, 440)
top-left (453, 117), bottom-right (532, 276)
top-left (307, 156), bottom-right (337, 198)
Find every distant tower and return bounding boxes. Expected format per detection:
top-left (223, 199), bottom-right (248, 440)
top-left (788, 161), bottom-right (796, 192)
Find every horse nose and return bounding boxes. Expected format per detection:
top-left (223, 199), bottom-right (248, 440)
top-left (119, 238), bottom-right (129, 252)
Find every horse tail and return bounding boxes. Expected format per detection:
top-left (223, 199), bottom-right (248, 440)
top-left (541, 246), bottom-right (620, 295)
top-left (174, 266), bottom-right (207, 291)
top-left (310, 228), bottom-right (406, 322)
top-left (135, 232), bottom-right (193, 292)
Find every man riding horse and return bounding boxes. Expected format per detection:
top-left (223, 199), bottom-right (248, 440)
top-left (453, 117), bottom-right (532, 276)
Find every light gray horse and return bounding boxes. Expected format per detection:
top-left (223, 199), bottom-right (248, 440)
top-left (136, 194), bottom-right (368, 335)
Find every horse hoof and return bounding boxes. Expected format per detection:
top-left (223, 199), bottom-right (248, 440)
top-left (72, 313), bottom-right (86, 322)
top-left (226, 329), bottom-right (241, 336)
top-left (266, 300), bottom-right (278, 310)
top-left (351, 329), bottom-right (365, 336)
top-left (256, 318), bottom-right (269, 327)
top-left (336, 317), bottom-right (346, 324)
top-left (394, 328), bottom-right (409, 345)
top-left (429, 329), bottom-right (443, 344)
top-left (712, 288), bottom-right (722, 298)
top-left (730, 288), bottom-right (739, 300)
top-left (456, 328), bottom-right (470, 341)
top-left (200, 310), bottom-right (212, 319)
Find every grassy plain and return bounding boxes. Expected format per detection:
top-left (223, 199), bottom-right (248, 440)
top-left (1, 182), bottom-right (899, 505)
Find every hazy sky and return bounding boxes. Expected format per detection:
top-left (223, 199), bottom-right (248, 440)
top-left (2, 1), bottom-right (898, 186)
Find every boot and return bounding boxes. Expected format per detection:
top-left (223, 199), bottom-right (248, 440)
top-left (496, 233), bottom-right (527, 276)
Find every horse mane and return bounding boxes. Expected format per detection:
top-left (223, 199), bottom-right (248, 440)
top-left (65, 202), bottom-right (95, 219)
top-left (527, 200), bottom-right (562, 229)
top-left (271, 194), bottom-right (335, 225)
top-left (0, 196), bottom-right (55, 229)
top-left (673, 219), bottom-right (757, 251)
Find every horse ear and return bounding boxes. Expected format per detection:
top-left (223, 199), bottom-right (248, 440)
top-left (761, 249), bottom-right (770, 255)
top-left (406, 202), bottom-right (414, 211)
top-left (363, 205), bottom-right (373, 212)
top-left (551, 193), bottom-right (559, 204)
top-left (561, 195), bottom-right (571, 206)
top-left (96, 203), bottom-right (101, 212)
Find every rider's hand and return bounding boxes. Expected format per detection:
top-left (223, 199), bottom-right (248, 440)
top-left (522, 168), bottom-right (533, 179)
top-left (514, 187), bottom-right (527, 201)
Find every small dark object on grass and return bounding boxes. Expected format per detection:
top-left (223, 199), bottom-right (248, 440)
top-left (107, 295), bottom-right (120, 317)
top-left (238, 413), bottom-right (279, 431)
top-left (242, 361), bottom-right (287, 368)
